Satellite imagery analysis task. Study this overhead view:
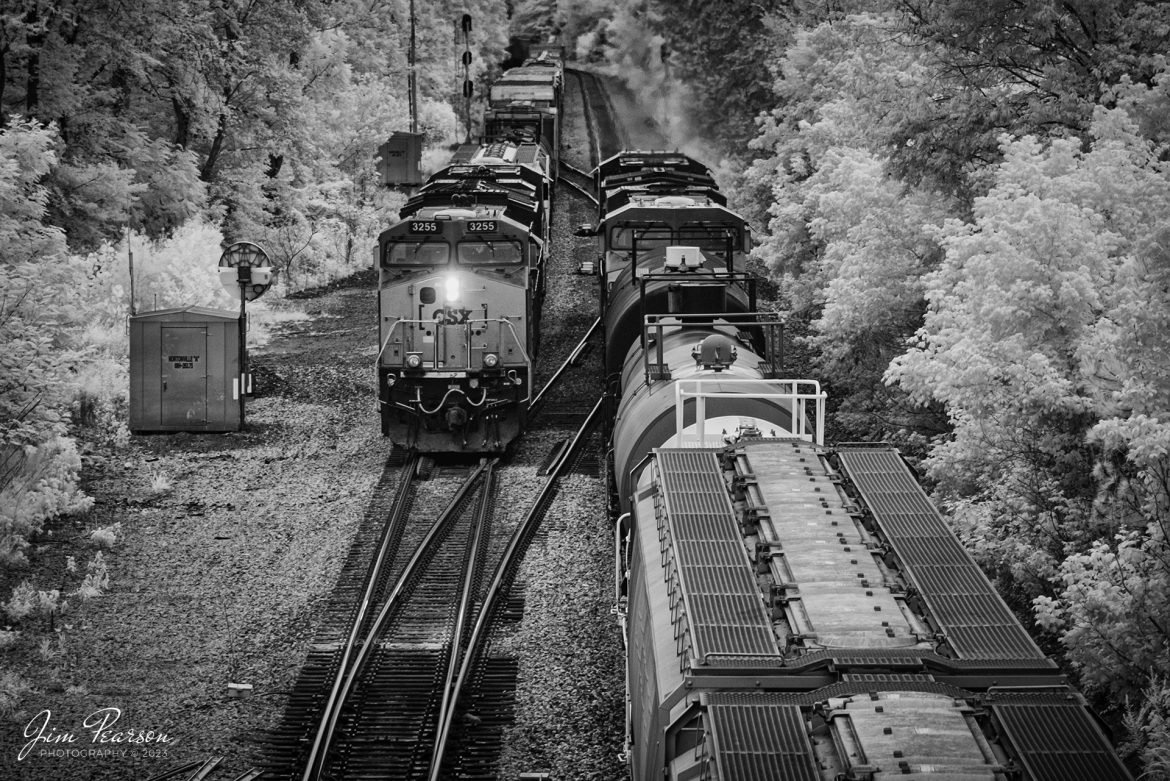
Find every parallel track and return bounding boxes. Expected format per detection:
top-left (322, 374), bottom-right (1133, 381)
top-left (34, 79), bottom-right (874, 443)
top-left (568, 68), bottom-right (626, 160)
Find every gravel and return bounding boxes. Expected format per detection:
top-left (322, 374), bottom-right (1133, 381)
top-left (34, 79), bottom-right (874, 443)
top-left (1, 279), bottom-right (395, 780)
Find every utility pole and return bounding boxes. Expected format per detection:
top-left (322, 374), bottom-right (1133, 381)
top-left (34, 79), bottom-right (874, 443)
top-left (409, 0), bottom-right (418, 134)
top-left (461, 14), bottom-right (473, 143)
top-left (127, 228), bottom-right (137, 316)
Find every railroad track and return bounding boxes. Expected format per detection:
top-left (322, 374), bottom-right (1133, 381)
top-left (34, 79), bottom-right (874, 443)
top-left (566, 68), bottom-right (624, 164)
top-left (429, 396), bottom-right (608, 778)
top-left (301, 458), bottom-right (497, 780)
top-left (258, 453), bottom-right (496, 780)
top-left (252, 60), bottom-right (620, 781)
top-left (557, 161), bottom-right (597, 206)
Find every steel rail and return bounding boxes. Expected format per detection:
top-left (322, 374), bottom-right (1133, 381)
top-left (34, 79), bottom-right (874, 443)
top-left (427, 394), bottom-right (607, 780)
top-left (529, 316), bottom-right (602, 416)
top-left (428, 459), bottom-right (497, 777)
top-left (301, 454), bottom-right (489, 781)
top-left (557, 173), bottom-right (598, 206)
top-left (560, 160), bottom-right (595, 182)
top-left (299, 449), bottom-right (418, 781)
top-left (566, 68), bottom-right (602, 168)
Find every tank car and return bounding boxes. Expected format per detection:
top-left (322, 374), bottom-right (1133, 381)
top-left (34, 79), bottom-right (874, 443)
top-left (375, 139), bottom-right (551, 452)
top-left (583, 152), bottom-right (805, 506)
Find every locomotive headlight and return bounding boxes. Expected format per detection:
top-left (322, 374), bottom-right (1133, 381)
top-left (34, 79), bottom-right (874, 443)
top-left (482, 352), bottom-right (500, 369)
top-left (445, 273), bottom-right (461, 303)
top-left (405, 352), bottom-right (423, 369)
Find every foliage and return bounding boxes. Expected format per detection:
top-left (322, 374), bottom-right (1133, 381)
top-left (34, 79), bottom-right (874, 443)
top-left (1124, 675), bottom-right (1170, 778)
top-left (0, 670), bottom-right (35, 720)
top-left (0, 120), bottom-right (92, 567)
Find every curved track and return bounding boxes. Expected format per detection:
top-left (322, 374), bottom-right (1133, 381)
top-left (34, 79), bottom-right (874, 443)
top-left (566, 68), bottom-right (625, 163)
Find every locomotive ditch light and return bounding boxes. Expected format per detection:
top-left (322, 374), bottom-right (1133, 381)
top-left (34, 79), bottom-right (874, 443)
top-left (445, 274), bottom-right (461, 302)
top-left (405, 352), bottom-right (424, 369)
top-left (482, 352), bottom-right (500, 368)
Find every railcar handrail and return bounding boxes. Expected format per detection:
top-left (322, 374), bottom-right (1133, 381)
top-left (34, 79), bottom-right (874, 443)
top-left (673, 378), bottom-right (826, 447)
top-left (640, 312), bottom-right (783, 385)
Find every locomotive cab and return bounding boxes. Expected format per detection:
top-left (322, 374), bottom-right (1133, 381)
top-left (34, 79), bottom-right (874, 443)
top-left (376, 207), bottom-right (539, 451)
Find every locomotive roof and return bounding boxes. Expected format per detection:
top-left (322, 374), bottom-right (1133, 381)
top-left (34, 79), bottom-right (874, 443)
top-left (447, 140), bottom-right (550, 170)
top-left (600, 199), bottom-right (745, 230)
top-left (400, 142), bottom-right (550, 225)
top-left (597, 150), bottom-right (711, 182)
top-left (399, 189), bottom-right (539, 230)
top-left (601, 187), bottom-right (728, 213)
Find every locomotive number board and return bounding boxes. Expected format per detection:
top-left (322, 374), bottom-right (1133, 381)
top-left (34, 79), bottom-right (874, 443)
top-left (409, 220), bottom-right (440, 233)
top-left (466, 220), bottom-right (497, 233)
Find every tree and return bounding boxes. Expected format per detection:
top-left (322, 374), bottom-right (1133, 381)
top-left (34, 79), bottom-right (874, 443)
top-left (0, 119), bottom-right (92, 566)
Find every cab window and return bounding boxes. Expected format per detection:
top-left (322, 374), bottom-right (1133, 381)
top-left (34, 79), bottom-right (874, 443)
top-left (633, 226), bottom-right (673, 253)
top-left (387, 241), bottom-right (450, 265)
top-left (678, 226), bottom-right (739, 261)
top-left (457, 239), bottom-right (523, 265)
top-left (610, 224), bottom-right (671, 252)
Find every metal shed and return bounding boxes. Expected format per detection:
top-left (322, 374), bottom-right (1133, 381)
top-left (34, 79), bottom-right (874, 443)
top-left (129, 306), bottom-right (241, 432)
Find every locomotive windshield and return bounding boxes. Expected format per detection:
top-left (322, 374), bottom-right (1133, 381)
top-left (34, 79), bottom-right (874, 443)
top-left (457, 239), bottom-right (523, 265)
top-left (386, 241), bottom-right (450, 265)
top-left (610, 224), bottom-right (671, 251)
top-left (611, 224), bottom-right (740, 261)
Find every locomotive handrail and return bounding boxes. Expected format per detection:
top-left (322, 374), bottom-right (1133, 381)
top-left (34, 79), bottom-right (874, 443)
top-left (374, 316), bottom-right (532, 372)
top-left (673, 378), bottom-right (826, 447)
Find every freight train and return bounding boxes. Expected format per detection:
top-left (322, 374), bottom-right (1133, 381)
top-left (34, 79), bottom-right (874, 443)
top-left (584, 151), bottom-right (1134, 780)
top-left (375, 49), bottom-right (562, 452)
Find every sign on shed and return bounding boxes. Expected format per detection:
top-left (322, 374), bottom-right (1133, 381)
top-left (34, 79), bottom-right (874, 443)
top-left (129, 306), bottom-right (242, 432)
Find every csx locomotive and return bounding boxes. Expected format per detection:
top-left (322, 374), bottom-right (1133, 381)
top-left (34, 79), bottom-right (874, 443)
top-left (588, 152), bottom-right (1133, 780)
top-left (375, 51), bottom-right (561, 452)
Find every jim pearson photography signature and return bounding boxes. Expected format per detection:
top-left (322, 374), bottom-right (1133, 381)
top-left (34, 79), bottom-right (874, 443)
top-left (18, 707), bottom-right (175, 761)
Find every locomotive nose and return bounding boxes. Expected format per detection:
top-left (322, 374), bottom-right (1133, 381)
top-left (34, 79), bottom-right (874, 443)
top-left (445, 405), bottom-right (469, 429)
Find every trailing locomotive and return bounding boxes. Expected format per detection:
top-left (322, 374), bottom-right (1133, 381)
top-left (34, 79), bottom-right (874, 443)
top-left (591, 152), bottom-right (1133, 779)
top-left (375, 51), bottom-right (562, 452)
